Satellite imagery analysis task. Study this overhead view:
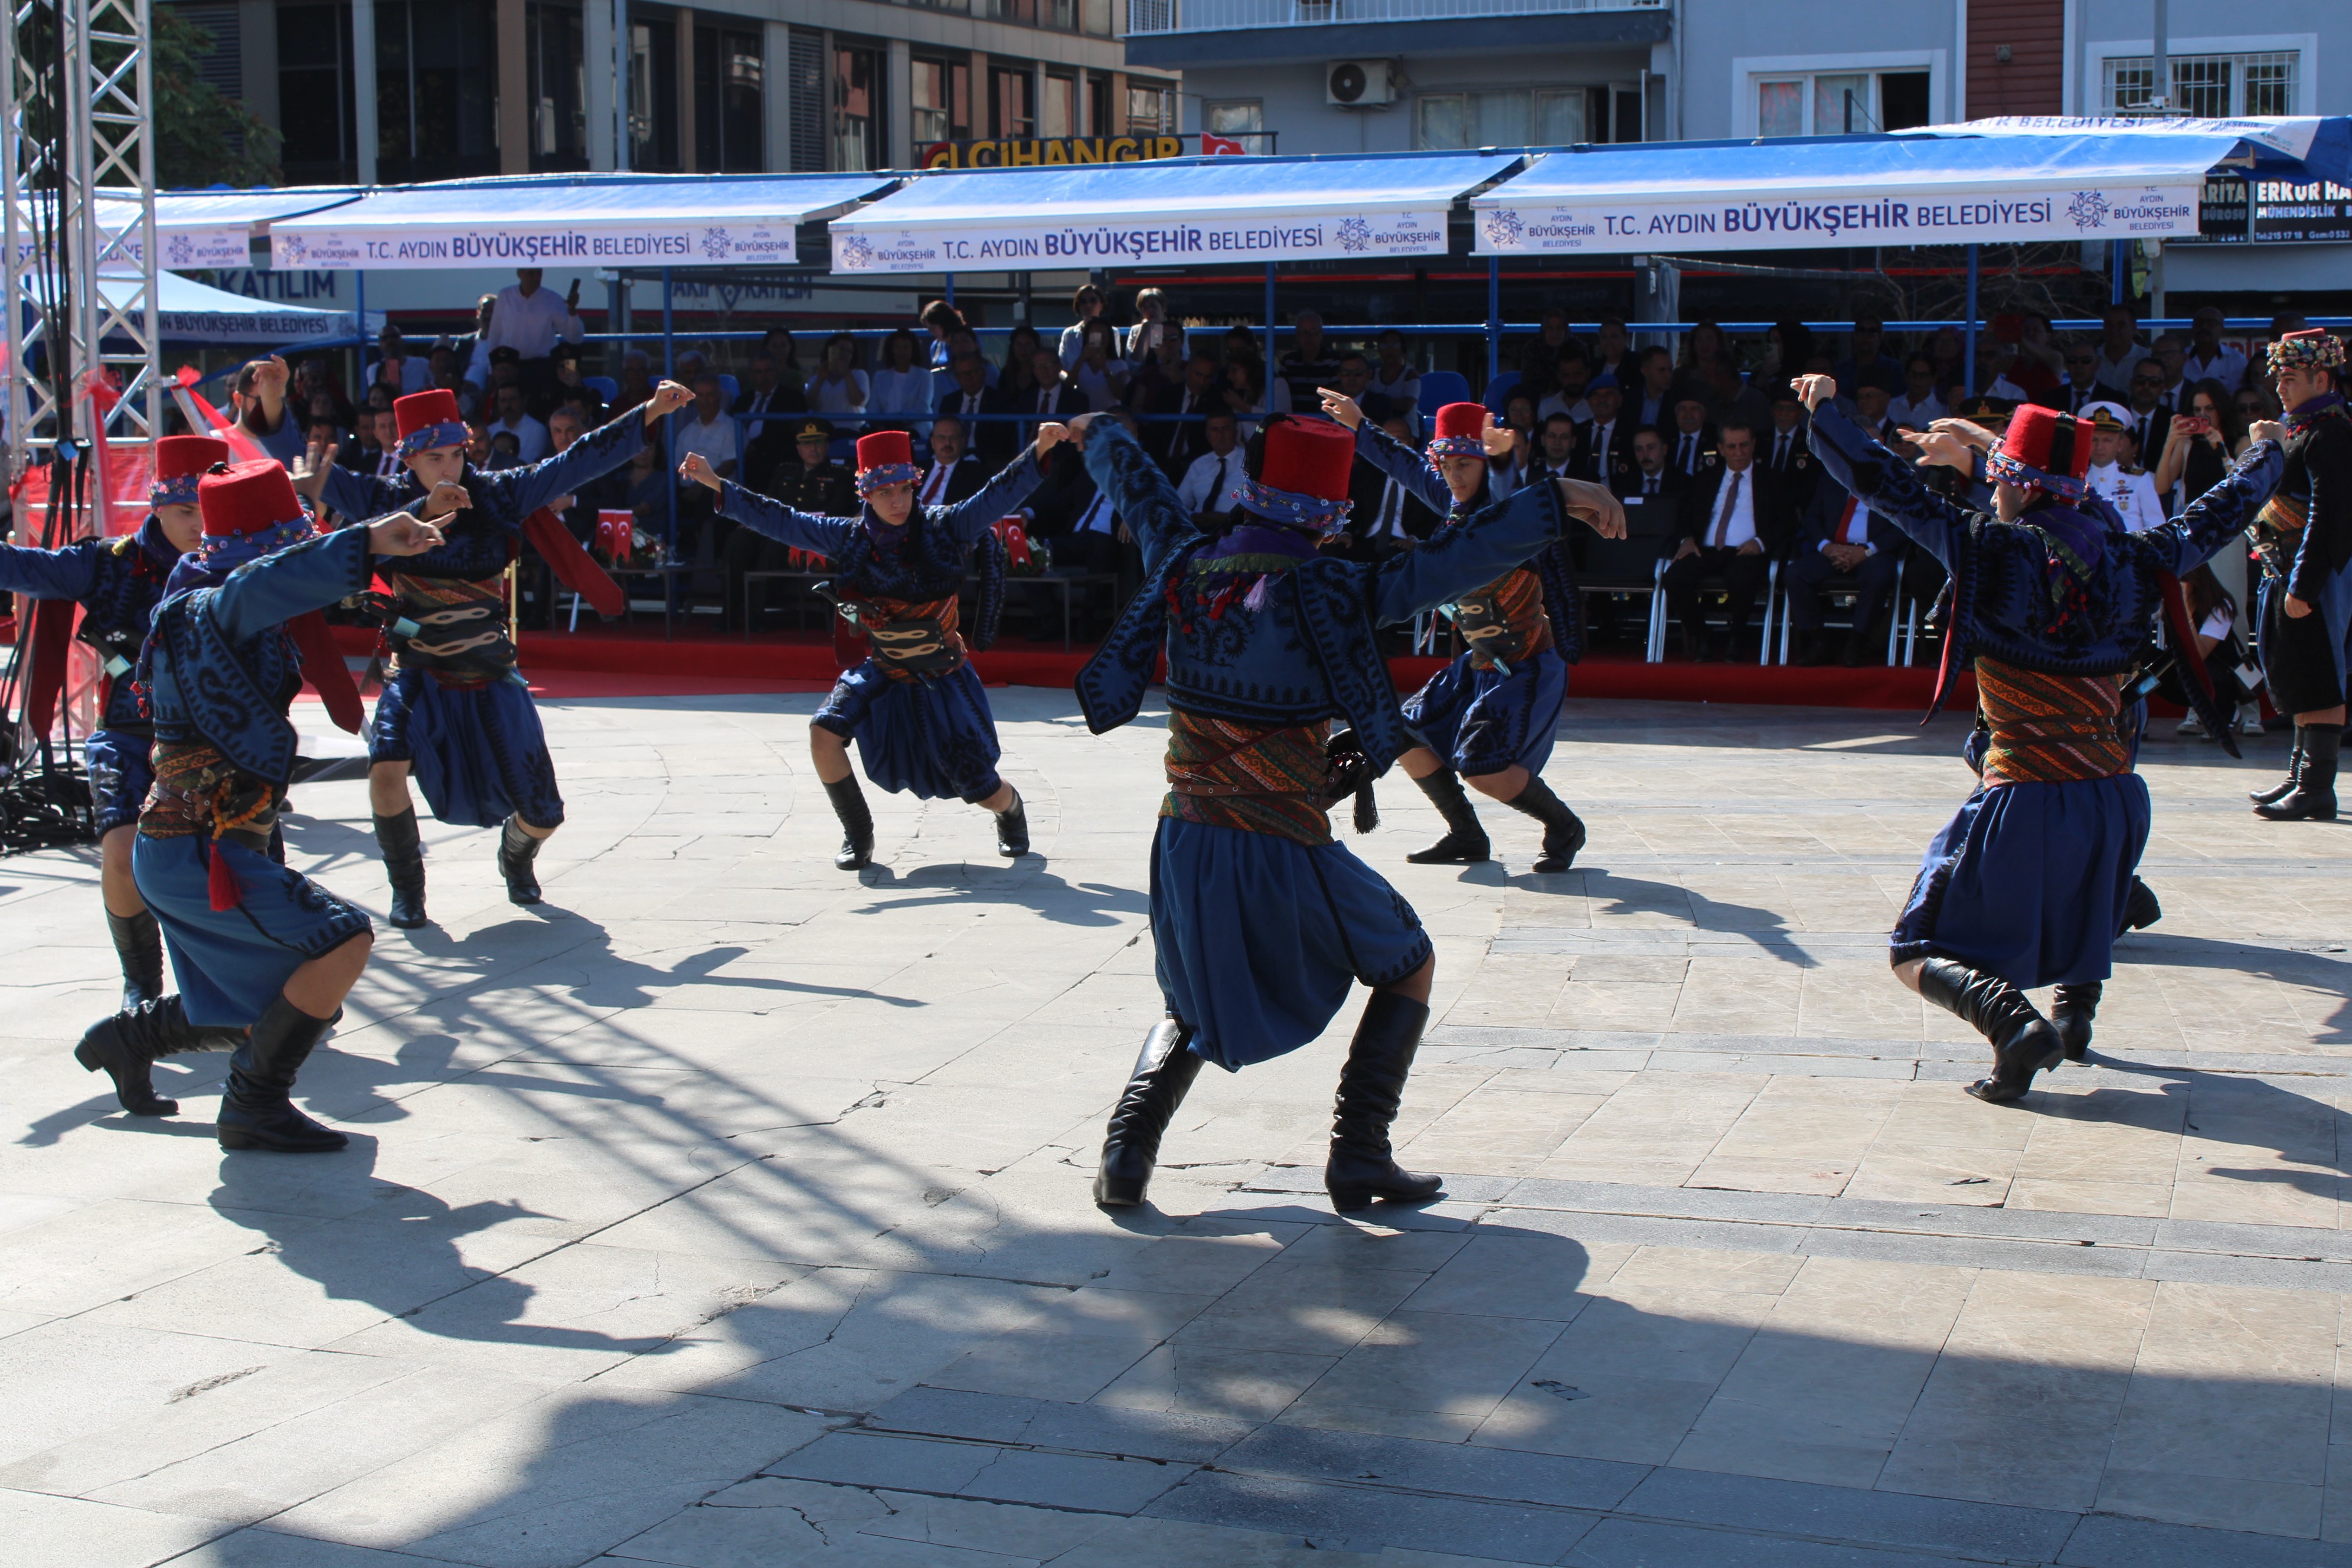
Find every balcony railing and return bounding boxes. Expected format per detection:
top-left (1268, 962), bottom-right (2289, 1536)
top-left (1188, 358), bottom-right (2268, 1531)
top-left (1126, 0), bottom-right (1658, 34)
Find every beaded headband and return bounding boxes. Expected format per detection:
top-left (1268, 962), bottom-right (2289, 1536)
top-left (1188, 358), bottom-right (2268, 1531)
top-left (150, 473), bottom-right (202, 507)
top-left (855, 461), bottom-right (921, 496)
top-left (1236, 475), bottom-right (1352, 538)
top-left (398, 420), bottom-right (469, 458)
top-left (1985, 446), bottom-right (2086, 501)
top-left (2269, 331), bottom-right (2346, 374)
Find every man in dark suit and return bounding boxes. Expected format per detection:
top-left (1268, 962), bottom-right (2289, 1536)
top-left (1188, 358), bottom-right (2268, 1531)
top-left (936, 351), bottom-right (1019, 466)
top-left (1631, 345), bottom-right (1678, 435)
top-left (1664, 394), bottom-right (1717, 478)
top-left (731, 351), bottom-right (805, 440)
top-left (1022, 348), bottom-right (1092, 445)
top-left (723, 418), bottom-right (857, 631)
top-left (2124, 358), bottom-right (2174, 462)
top-left (1026, 408), bottom-right (1132, 639)
top-left (1341, 413), bottom-right (1443, 562)
top-left (914, 414), bottom-right (988, 509)
top-left (1523, 412), bottom-right (1580, 489)
top-left (1146, 352), bottom-right (1221, 479)
top-left (1784, 462), bottom-right (1905, 667)
top-left (1662, 420), bottom-right (1793, 661)
top-left (1758, 384), bottom-right (1816, 511)
top-left (2049, 341), bottom-right (2107, 414)
top-left (1573, 378), bottom-right (1627, 481)
top-left (1611, 426), bottom-right (1683, 517)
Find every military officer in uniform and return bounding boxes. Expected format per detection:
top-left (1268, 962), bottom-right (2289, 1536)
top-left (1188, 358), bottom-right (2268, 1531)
top-left (724, 419), bottom-right (857, 631)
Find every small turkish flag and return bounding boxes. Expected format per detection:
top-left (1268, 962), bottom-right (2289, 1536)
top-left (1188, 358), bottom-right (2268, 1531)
top-left (994, 515), bottom-right (1034, 568)
top-left (596, 509), bottom-right (633, 560)
top-left (1201, 133), bottom-right (1246, 156)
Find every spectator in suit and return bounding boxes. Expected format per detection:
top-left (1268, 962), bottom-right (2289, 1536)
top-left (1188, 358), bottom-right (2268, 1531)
top-left (2123, 360), bottom-right (2174, 465)
top-left (1969, 335), bottom-right (2033, 406)
top-left (1368, 329), bottom-right (1421, 422)
top-left (1146, 352), bottom-right (1221, 478)
top-left (1851, 382), bottom-right (1898, 445)
top-left (1631, 345), bottom-right (1677, 433)
top-left (1277, 309), bottom-right (1340, 414)
top-left (1024, 348), bottom-right (1093, 442)
top-left (1758, 383), bottom-right (1814, 507)
top-left (1700, 355), bottom-right (1770, 434)
top-left (1614, 426), bottom-right (1681, 508)
top-left (1889, 354), bottom-right (1948, 429)
top-left (1664, 394), bottom-right (1715, 478)
top-left (914, 413), bottom-right (987, 508)
top-left (1785, 453), bottom-right (1903, 667)
top-left (2183, 306), bottom-right (2249, 392)
top-left (1029, 407), bottom-right (1136, 638)
top-left (1574, 377), bottom-right (1626, 480)
top-left (1342, 412), bottom-right (1443, 566)
top-left (936, 352), bottom-right (1016, 466)
top-left (1832, 316), bottom-right (1903, 399)
top-left (1524, 413), bottom-right (1579, 489)
top-left (1663, 420), bottom-right (1789, 661)
top-left (2091, 304), bottom-right (2150, 394)
top-left (1591, 313), bottom-right (1634, 387)
top-left (721, 418), bottom-right (855, 631)
top-left (1176, 409), bottom-right (1247, 525)
top-left (733, 350), bottom-right (803, 436)
top-left (2148, 332), bottom-right (2191, 407)
top-left (1329, 350), bottom-right (1390, 426)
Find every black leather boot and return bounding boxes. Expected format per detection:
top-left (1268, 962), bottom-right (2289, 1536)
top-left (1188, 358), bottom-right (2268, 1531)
top-left (1916, 956), bottom-right (2064, 1105)
top-left (825, 775), bottom-right (875, 870)
top-left (2052, 982), bottom-right (2101, 1063)
top-left (1093, 1017), bottom-right (1204, 1208)
top-left (75, 995), bottom-right (236, 1117)
top-left (373, 808), bottom-right (429, 929)
top-left (1506, 775), bottom-right (1587, 874)
top-left (1791, 630), bottom-right (1828, 668)
top-left (1327, 991), bottom-right (1445, 1210)
top-left (2250, 728), bottom-right (2305, 805)
top-left (994, 787), bottom-right (1030, 857)
top-left (2123, 877), bottom-right (2161, 932)
top-left (217, 995), bottom-right (347, 1152)
top-left (106, 907), bottom-right (164, 1010)
top-left (498, 816), bottom-right (545, 904)
top-left (2255, 723), bottom-right (2340, 821)
top-left (1405, 769), bottom-right (1489, 864)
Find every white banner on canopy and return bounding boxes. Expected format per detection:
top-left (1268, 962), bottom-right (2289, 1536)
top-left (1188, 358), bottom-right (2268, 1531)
top-left (270, 219), bottom-right (808, 271)
top-left (1475, 179), bottom-right (2202, 256)
top-left (831, 208), bottom-right (1452, 274)
top-left (12, 221), bottom-right (250, 272)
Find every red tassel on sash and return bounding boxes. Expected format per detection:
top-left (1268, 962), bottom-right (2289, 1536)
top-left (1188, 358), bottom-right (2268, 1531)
top-left (287, 608), bottom-right (365, 733)
top-left (207, 836), bottom-right (240, 912)
top-left (24, 596), bottom-right (75, 735)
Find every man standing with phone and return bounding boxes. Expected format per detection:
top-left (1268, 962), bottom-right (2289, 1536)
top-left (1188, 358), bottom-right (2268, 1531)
top-left (477, 268), bottom-right (586, 406)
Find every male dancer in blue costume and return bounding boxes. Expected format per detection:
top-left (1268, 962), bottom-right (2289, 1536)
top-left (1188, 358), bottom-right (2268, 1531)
top-left (1797, 374), bottom-right (2284, 1103)
top-left (71, 460), bottom-right (445, 1146)
top-left (0, 435), bottom-right (222, 1023)
top-left (1319, 393), bottom-right (1589, 873)
top-left (2246, 329), bottom-right (2352, 821)
top-left (294, 381), bottom-right (694, 925)
top-left (680, 423), bottom-right (1069, 868)
top-left (1065, 410), bottom-right (1624, 1210)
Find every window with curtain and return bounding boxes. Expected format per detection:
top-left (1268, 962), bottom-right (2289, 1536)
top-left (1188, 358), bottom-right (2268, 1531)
top-left (912, 58), bottom-right (970, 145)
top-left (992, 67), bottom-right (1034, 139)
top-left (1753, 69), bottom-right (1931, 137)
top-left (1043, 73), bottom-right (1076, 138)
top-left (833, 44), bottom-right (881, 171)
top-left (2105, 51), bottom-right (2298, 117)
top-left (1126, 82), bottom-right (1168, 134)
top-left (1416, 89), bottom-right (1589, 150)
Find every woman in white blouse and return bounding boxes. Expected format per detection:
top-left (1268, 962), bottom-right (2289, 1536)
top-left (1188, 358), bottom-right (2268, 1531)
top-left (1069, 318), bottom-right (1131, 410)
top-left (868, 329), bottom-right (937, 432)
top-left (805, 331), bottom-right (870, 430)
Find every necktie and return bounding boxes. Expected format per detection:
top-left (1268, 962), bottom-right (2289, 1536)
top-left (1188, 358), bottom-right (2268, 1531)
top-left (1644, 473), bottom-right (1657, 496)
top-left (1680, 434), bottom-right (1696, 472)
top-left (1710, 471), bottom-right (1743, 548)
top-left (923, 464), bottom-right (948, 505)
top-left (1835, 494), bottom-right (1860, 545)
top-left (1775, 433), bottom-right (1789, 469)
top-left (1211, 455), bottom-right (1231, 512)
top-left (1379, 479), bottom-right (1403, 536)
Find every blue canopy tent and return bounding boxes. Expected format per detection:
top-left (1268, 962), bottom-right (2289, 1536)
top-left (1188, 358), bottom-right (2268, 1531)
top-left (1935, 116), bottom-right (2352, 188)
top-left (100, 272), bottom-right (383, 347)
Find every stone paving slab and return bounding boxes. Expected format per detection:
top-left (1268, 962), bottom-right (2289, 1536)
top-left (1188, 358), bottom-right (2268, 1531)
top-left (6, 692), bottom-right (2352, 1566)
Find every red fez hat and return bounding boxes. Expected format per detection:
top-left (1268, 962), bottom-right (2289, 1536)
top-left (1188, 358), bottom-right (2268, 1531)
top-left (197, 459), bottom-right (307, 539)
top-left (150, 435), bottom-right (229, 505)
top-left (1987, 403), bottom-right (2092, 499)
top-left (855, 429), bottom-right (913, 473)
top-left (1433, 402), bottom-right (1487, 442)
top-left (394, 388), bottom-right (468, 451)
top-left (1258, 418), bottom-right (1355, 504)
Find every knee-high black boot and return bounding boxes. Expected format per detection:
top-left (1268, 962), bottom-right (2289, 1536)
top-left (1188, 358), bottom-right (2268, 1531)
top-left (2052, 982), bottom-right (2101, 1063)
top-left (2255, 723), bottom-right (2341, 821)
top-left (824, 775), bottom-right (875, 870)
top-left (1327, 991), bottom-right (1445, 1210)
top-left (2251, 727), bottom-right (2306, 806)
top-left (216, 995), bottom-right (347, 1152)
top-left (1406, 769), bottom-right (1489, 864)
top-left (1916, 956), bottom-right (2063, 1105)
top-left (994, 785), bottom-right (1030, 857)
top-left (1093, 1017), bottom-right (1204, 1208)
top-left (1504, 775), bottom-right (1587, 874)
top-left (373, 808), bottom-right (429, 929)
top-left (74, 995), bottom-right (237, 1117)
top-left (106, 907), bottom-right (164, 1009)
top-left (498, 816), bottom-right (545, 905)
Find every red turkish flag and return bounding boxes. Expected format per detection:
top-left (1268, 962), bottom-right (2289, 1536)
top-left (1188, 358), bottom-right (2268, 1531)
top-left (1201, 133), bottom-right (1246, 156)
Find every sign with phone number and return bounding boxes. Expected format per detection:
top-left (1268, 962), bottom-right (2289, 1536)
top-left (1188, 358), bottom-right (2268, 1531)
top-left (2189, 178), bottom-right (2352, 244)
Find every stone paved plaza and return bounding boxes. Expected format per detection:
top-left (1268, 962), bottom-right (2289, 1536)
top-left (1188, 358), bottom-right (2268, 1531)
top-left (5, 688), bottom-right (2351, 1568)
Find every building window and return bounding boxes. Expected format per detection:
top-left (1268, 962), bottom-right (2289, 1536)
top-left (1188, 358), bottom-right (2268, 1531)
top-left (277, 0), bottom-right (354, 182)
top-left (627, 18), bottom-right (681, 170)
top-left (834, 44), bottom-right (882, 171)
top-left (525, 1), bottom-right (586, 172)
top-left (1043, 72), bottom-right (1076, 138)
top-left (912, 57), bottom-right (971, 145)
top-left (2105, 51), bottom-right (2298, 117)
top-left (991, 67), bottom-right (1034, 139)
top-left (1126, 81), bottom-right (1168, 134)
top-left (1754, 69), bottom-right (1931, 136)
top-left (1205, 100), bottom-right (1262, 138)
top-left (693, 24), bottom-right (763, 172)
top-left (1086, 74), bottom-right (1110, 136)
top-left (1416, 89), bottom-right (1589, 150)
top-left (374, 0), bottom-right (500, 181)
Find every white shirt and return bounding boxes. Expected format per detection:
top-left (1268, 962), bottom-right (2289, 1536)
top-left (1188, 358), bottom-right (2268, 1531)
top-left (1702, 465), bottom-right (1758, 550)
top-left (1537, 392), bottom-right (1591, 426)
top-left (2087, 460), bottom-right (2166, 534)
top-left (1586, 418), bottom-right (1619, 471)
top-left (368, 356), bottom-right (431, 396)
top-left (868, 367), bottom-right (934, 418)
top-left (485, 413), bottom-right (550, 465)
top-left (1072, 492), bottom-right (1118, 535)
top-left (1889, 393), bottom-right (1946, 428)
top-left (1819, 489), bottom-right (1877, 556)
top-left (676, 410), bottom-right (740, 472)
top-left (1364, 475), bottom-right (1412, 540)
top-left (483, 284), bottom-right (584, 360)
top-left (2093, 343), bottom-right (2151, 396)
top-left (1370, 367), bottom-right (1420, 409)
top-left (2182, 345), bottom-right (2249, 391)
top-left (1980, 372), bottom-right (2030, 404)
top-left (917, 456), bottom-right (970, 507)
top-left (1178, 447), bottom-right (1247, 517)
top-left (808, 370), bottom-right (870, 422)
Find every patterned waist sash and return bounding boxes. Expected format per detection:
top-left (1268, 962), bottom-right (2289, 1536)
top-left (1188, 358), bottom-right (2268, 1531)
top-left (1161, 711), bottom-right (1335, 846)
top-left (139, 737), bottom-right (280, 850)
top-left (1452, 566), bottom-right (1552, 671)
top-left (385, 571), bottom-right (515, 689)
top-left (1977, 658), bottom-right (2129, 786)
top-left (857, 594), bottom-right (966, 682)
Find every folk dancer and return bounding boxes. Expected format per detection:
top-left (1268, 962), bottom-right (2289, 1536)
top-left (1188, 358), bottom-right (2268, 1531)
top-left (296, 381), bottom-right (694, 925)
top-left (680, 425), bottom-right (1066, 868)
top-left (1069, 411), bottom-right (1623, 1211)
top-left (0, 436), bottom-right (222, 1018)
top-left (72, 461), bottom-right (444, 1144)
top-left (1321, 394), bottom-right (1589, 873)
top-left (2248, 329), bottom-right (2352, 821)
top-left (1798, 375), bottom-right (2284, 1103)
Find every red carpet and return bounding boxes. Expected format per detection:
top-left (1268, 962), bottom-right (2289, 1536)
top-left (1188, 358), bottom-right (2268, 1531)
top-left (326, 623), bottom-right (1971, 709)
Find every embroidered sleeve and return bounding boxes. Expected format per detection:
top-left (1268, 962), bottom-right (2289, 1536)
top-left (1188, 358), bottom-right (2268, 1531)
top-left (940, 448), bottom-right (1046, 544)
top-left (1368, 478), bottom-right (1566, 626)
top-left (319, 461), bottom-right (409, 526)
top-left (204, 526), bottom-right (372, 643)
top-left (1808, 401), bottom-right (1968, 571)
top-left (1355, 419), bottom-right (1454, 515)
top-left (2166, 437), bottom-right (2286, 579)
top-left (0, 538), bottom-right (101, 600)
top-left (716, 479), bottom-right (855, 558)
top-left (502, 406), bottom-right (651, 517)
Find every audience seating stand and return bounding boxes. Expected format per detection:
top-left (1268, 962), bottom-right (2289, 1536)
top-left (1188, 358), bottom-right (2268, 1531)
top-left (1766, 555), bottom-right (1923, 668)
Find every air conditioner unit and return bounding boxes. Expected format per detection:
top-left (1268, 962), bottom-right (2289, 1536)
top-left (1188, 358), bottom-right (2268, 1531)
top-left (1326, 61), bottom-right (1393, 107)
